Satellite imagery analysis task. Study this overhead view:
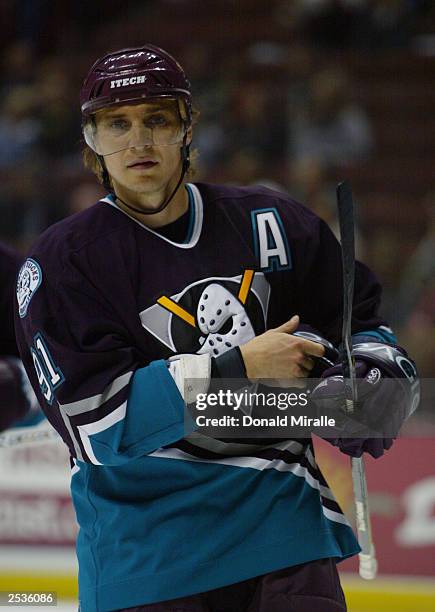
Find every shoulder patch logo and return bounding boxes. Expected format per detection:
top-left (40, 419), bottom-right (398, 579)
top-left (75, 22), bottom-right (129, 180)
top-left (17, 258), bottom-right (42, 318)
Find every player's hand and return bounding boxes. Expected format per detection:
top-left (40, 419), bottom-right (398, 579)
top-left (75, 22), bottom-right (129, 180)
top-left (311, 341), bottom-right (419, 458)
top-left (239, 315), bottom-right (325, 384)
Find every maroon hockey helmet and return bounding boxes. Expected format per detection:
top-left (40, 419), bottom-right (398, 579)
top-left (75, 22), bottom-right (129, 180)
top-left (80, 44), bottom-right (192, 123)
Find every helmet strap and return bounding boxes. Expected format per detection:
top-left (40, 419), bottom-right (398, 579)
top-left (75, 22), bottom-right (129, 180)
top-left (97, 155), bottom-right (112, 192)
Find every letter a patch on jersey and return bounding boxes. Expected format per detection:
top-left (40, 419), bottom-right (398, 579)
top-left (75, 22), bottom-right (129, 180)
top-left (251, 208), bottom-right (292, 272)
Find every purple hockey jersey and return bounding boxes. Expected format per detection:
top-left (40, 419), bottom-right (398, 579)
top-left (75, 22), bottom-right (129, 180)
top-left (15, 183), bottom-right (386, 611)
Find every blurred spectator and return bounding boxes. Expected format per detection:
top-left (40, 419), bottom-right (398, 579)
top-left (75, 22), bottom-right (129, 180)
top-left (14, 0), bottom-right (50, 50)
top-left (395, 192), bottom-right (435, 346)
top-left (286, 44), bottom-right (317, 113)
top-left (399, 277), bottom-right (435, 378)
top-left (277, 0), bottom-right (366, 49)
top-left (280, 0), bottom-right (426, 50)
top-left (181, 43), bottom-right (228, 171)
top-left (246, 41), bottom-right (289, 67)
top-left (0, 85), bottom-right (40, 168)
top-left (289, 156), bottom-right (367, 259)
top-left (289, 156), bottom-right (330, 204)
top-left (366, 228), bottom-right (404, 323)
top-left (394, 193), bottom-right (434, 382)
top-left (289, 66), bottom-right (374, 167)
top-left (0, 168), bottom-right (44, 249)
top-left (227, 78), bottom-right (287, 162)
top-left (36, 57), bottom-right (80, 159)
top-left (224, 148), bottom-right (268, 185)
top-left (0, 41), bottom-right (35, 90)
top-left (222, 148), bottom-right (286, 194)
top-left (363, 0), bottom-right (417, 49)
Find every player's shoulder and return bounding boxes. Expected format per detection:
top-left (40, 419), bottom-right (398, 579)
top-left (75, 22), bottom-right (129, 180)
top-left (194, 181), bottom-right (295, 207)
top-left (25, 198), bottom-right (130, 271)
top-left (194, 181), bottom-right (322, 234)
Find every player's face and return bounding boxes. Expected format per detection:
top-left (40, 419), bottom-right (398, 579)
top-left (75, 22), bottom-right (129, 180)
top-left (95, 100), bottom-right (190, 207)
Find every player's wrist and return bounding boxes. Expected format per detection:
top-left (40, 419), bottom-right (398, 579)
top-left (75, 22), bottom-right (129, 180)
top-left (238, 343), bottom-right (258, 380)
top-left (211, 346), bottom-right (247, 380)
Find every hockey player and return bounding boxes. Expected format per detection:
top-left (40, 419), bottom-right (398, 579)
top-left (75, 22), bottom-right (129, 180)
top-left (0, 242), bottom-right (39, 431)
top-left (14, 45), bottom-right (418, 611)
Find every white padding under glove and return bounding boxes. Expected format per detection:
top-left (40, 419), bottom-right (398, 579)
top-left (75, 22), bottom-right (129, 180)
top-left (167, 353), bottom-right (211, 404)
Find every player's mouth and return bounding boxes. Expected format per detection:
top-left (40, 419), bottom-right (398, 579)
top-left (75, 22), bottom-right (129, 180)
top-left (127, 160), bottom-right (158, 170)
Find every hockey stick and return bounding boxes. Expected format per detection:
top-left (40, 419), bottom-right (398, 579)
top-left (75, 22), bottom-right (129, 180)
top-left (337, 181), bottom-right (378, 580)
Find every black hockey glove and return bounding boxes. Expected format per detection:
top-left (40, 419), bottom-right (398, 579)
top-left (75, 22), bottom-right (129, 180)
top-left (293, 324), bottom-right (339, 377)
top-left (311, 341), bottom-right (420, 458)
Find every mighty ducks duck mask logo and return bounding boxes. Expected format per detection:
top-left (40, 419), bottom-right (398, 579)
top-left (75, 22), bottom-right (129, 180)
top-left (140, 270), bottom-right (270, 355)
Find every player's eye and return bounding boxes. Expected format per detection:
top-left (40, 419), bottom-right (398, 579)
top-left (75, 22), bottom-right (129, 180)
top-left (108, 119), bottom-right (130, 131)
top-left (145, 114), bottom-right (169, 128)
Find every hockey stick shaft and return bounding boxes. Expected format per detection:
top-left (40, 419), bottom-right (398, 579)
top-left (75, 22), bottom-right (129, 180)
top-left (337, 181), bottom-right (377, 580)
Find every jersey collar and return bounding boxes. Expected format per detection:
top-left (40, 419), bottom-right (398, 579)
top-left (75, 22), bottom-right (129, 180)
top-left (101, 183), bottom-right (203, 249)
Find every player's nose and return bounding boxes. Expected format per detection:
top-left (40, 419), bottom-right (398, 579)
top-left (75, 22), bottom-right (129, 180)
top-left (129, 121), bottom-right (153, 149)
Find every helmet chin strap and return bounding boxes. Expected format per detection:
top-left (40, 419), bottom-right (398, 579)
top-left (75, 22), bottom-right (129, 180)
top-left (98, 134), bottom-right (191, 216)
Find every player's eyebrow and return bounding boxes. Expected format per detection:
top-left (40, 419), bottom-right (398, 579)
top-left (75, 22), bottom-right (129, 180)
top-left (102, 104), bottom-right (176, 119)
top-left (101, 112), bottom-right (127, 119)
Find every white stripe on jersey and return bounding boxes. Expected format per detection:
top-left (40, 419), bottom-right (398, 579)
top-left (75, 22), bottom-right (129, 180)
top-left (71, 458), bottom-right (80, 476)
top-left (149, 444), bottom-right (347, 524)
top-left (58, 371), bottom-right (133, 416)
top-left (185, 433), bottom-right (306, 457)
top-left (77, 401), bottom-right (127, 465)
top-left (322, 506), bottom-right (350, 526)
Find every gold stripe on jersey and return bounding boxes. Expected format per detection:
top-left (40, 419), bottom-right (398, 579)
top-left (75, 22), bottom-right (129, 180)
top-left (157, 296), bottom-right (196, 327)
top-left (238, 269), bottom-right (254, 305)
